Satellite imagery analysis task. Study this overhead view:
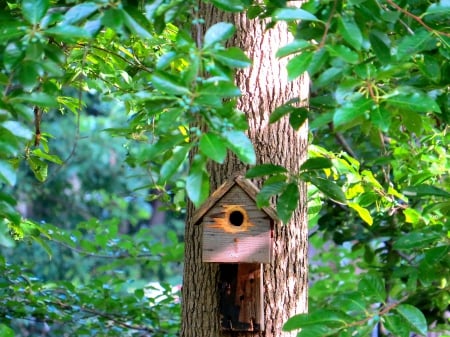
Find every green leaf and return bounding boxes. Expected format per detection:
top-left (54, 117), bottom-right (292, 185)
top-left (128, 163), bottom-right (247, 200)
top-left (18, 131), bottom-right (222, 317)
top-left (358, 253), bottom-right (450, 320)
top-left (297, 325), bottom-right (336, 337)
top-left (276, 40), bottom-right (311, 58)
top-left (32, 149), bottom-right (63, 165)
top-left (256, 178), bottom-right (287, 208)
top-left (199, 133), bottom-right (227, 164)
top-left (270, 103), bottom-right (297, 124)
top-left (10, 92), bottom-right (58, 108)
top-left (369, 31), bottom-right (391, 64)
top-left (393, 231), bottom-right (441, 250)
top-left (396, 30), bottom-right (436, 61)
top-left (28, 157), bottom-right (48, 182)
top-left (300, 157), bottom-right (332, 171)
top-left (151, 72), bottom-right (191, 95)
top-left (4, 43), bottom-right (24, 71)
top-left (384, 314), bottom-right (410, 337)
top-left (358, 273), bottom-right (386, 302)
top-left (308, 177), bottom-right (346, 204)
top-left (223, 130), bottom-right (256, 164)
top-left (287, 51), bottom-right (313, 80)
top-left (213, 47), bottom-right (251, 68)
top-left (395, 304), bottom-right (428, 336)
top-left (210, 0), bottom-right (245, 12)
top-left (326, 44), bottom-right (359, 64)
top-left (338, 16), bottom-right (363, 51)
top-left (348, 202), bottom-right (373, 225)
top-left (0, 324), bottom-right (14, 337)
top-left (63, 2), bottom-right (98, 24)
top-left (2, 121), bottom-right (33, 140)
top-left (277, 183), bottom-right (299, 224)
top-left (159, 145), bottom-right (191, 183)
top-left (17, 60), bottom-right (41, 91)
top-left (204, 22), bottom-right (235, 49)
top-left (289, 107), bottom-right (308, 130)
top-left (22, 0), bottom-right (49, 25)
top-left (371, 107), bottom-right (391, 132)
top-left (245, 164), bottom-right (287, 178)
top-left (199, 81), bottom-right (241, 98)
top-left (45, 25), bottom-right (92, 41)
top-left (273, 8), bottom-right (320, 22)
top-left (385, 92), bottom-right (441, 113)
top-left (333, 96), bottom-right (372, 128)
top-left (186, 158), bottom-right (210, 207)
top-left (403, 184), bottom-right (450, 198)
top-left (0, 161), bottom-right (17, 186)
top-left (283, 309), bottom-right (349, 331)
top-left (122, 10), bottom-right (152, 39)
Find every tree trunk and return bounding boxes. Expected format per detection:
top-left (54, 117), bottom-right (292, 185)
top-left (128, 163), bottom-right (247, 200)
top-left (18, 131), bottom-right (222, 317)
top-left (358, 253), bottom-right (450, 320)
top-left (181, 4), bottom-right (309, 337)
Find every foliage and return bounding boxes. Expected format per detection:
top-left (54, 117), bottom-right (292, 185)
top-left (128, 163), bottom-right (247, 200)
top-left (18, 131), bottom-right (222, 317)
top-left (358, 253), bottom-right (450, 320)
top-left (0, 0), bottom-right (449, 336)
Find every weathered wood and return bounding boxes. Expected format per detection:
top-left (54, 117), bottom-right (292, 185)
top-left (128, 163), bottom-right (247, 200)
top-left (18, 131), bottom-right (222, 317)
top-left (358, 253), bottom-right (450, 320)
top-left (190, 176), bottom-right (278, 227)
top-left (202, 185), bottom-right (273, 263)
top-left (220, 264), bottom-right (263, 331)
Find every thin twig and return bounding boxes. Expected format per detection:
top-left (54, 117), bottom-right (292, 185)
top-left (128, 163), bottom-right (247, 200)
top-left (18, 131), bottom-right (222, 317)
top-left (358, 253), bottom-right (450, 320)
top-left (318, 0), bottom-right (337, 49)
top-left (385, 0), bottom-right (450, 37)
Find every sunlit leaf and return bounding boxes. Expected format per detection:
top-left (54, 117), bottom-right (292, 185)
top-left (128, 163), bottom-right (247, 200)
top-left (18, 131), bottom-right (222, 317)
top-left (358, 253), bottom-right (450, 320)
top-left (0, 324), bottom-right (14, 337)
top-left (348, 202), bottom-right (373, 225)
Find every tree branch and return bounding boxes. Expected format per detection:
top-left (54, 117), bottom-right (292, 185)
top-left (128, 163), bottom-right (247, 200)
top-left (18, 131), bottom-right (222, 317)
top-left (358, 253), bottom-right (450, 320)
top-left (384, 0), bottom-right (450, 37)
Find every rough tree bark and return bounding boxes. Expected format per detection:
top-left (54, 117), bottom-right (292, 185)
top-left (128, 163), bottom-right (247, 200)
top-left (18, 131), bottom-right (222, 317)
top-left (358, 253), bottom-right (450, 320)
top-left (181, 3), bottom-right (309, 337)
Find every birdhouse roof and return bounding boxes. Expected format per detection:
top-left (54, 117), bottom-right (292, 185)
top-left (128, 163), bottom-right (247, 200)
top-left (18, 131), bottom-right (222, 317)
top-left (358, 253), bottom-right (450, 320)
top-left (190, 175), bottom-right (278, 226)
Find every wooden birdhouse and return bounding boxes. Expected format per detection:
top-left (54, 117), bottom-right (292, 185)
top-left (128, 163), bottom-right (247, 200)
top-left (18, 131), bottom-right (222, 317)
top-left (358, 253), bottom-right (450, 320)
top-left (191, 175), bottom-right (277, 264)
top-left (191, 175), bottom-right (278, 332)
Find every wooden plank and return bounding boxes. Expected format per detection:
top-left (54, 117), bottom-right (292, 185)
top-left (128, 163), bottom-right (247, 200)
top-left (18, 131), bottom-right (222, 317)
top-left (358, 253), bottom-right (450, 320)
top-left (202, 186), bottom-right (273, 263)
top-left (219, 263), bottom-right (264, 331)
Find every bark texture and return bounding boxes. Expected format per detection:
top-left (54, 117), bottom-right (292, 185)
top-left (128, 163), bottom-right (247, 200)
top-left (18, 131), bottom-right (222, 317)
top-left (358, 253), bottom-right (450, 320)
top-left (181, 4), bottom-right (309, 337)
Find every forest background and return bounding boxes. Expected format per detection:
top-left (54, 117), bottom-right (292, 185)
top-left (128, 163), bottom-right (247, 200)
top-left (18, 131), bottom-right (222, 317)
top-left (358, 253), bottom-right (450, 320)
top-left (0, 0), bottom-right (449, 336)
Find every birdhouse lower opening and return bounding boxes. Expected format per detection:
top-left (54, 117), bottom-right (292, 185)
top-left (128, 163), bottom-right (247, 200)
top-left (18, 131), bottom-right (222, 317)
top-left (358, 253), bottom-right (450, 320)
top-left (229, 210), bottom-right (244, 227)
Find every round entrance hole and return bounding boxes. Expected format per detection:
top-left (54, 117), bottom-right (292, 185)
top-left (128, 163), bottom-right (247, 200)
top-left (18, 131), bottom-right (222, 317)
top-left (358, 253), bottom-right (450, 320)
top-left (229, 210), bottom-right (244, 227)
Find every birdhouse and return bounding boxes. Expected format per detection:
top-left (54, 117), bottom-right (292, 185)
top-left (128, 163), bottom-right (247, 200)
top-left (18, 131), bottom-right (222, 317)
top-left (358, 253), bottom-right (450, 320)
top-left (191, 175), bottom-right (278, 332)
top-left (191, 175), bottom-right (277, 264)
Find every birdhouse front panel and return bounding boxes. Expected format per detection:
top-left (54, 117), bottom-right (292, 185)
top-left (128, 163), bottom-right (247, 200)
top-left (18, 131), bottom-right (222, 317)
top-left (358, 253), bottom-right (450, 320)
top-left (202, 185), bottom-right (273, 263)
